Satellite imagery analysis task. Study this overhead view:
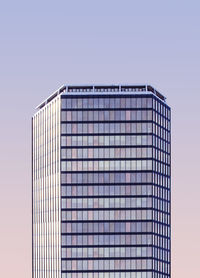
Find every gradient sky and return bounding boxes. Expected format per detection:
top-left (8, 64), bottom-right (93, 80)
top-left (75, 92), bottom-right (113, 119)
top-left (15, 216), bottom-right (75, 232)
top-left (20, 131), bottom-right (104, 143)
top-left (0, 1), bottom-right (200, 277)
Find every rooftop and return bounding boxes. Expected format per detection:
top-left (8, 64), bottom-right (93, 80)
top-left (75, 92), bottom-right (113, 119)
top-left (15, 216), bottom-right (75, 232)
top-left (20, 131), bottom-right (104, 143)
top-left (36, 84), bottom-right (166, 110)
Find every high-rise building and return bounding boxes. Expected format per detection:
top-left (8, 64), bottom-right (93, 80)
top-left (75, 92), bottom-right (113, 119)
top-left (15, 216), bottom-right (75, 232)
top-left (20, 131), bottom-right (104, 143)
top-left (32, 85), bottom-right (171, 278)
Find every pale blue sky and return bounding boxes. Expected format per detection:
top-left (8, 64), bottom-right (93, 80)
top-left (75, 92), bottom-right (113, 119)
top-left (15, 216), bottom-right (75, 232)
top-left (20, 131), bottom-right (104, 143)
top-left (0, 1), bottom-right (200, 277)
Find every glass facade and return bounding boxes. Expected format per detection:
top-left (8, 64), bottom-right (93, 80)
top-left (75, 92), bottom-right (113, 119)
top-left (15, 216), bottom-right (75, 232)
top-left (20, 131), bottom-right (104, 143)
top-left (32, 96), bottom-right (61, 278)
top-left (32, 85), bottom-right (171, 278)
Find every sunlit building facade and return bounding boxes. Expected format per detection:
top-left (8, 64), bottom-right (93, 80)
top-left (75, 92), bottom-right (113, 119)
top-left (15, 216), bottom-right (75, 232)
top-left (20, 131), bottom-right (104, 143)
top-left (32, 85), bottom-right (171, 278)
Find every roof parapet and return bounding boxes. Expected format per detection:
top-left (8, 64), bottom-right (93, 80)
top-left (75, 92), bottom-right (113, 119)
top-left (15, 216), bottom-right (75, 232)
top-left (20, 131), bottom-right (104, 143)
top-left (36, 84), bottom-right (166, 110)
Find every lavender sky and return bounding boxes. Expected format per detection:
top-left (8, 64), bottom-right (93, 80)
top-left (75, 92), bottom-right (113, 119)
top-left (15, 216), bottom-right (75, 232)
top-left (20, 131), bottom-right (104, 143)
top-left (0, 1), bottom-right (200, 277)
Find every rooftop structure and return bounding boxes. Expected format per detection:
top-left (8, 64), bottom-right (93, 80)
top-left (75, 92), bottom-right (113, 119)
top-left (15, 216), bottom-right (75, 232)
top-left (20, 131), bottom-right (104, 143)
top-left (36, 85), bottom-right (166, 110)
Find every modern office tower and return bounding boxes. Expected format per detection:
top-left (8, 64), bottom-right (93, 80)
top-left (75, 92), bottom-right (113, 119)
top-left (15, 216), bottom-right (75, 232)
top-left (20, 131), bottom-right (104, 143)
top-left (32, 85), bottom-right (171, 278)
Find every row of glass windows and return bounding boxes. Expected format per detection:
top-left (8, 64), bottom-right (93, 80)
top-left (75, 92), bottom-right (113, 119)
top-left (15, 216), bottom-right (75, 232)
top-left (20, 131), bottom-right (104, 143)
top-left (60, 222), bottom-right (169, 236)
top-left (153, 124), bottom-right (170, 137)
top-left (34, 172), bottom-right (169, 189)
top-left (61, 212), bottom-right (168, 224)
top-left (152, 112), bottom-right (169, 128)
top-left (61, 164), bottom-right (169, 176)
top-left (61, 135), bottom-right (152, 147)
top-left (61, 209), bottom-right (152, 222)
top-left (61, 172), bottom-right (153, 184)
top-left (61, 185), bottom-right (153, 197)
top-left (61, 110), bottom-right (169, 130)
top-left (60, 197), bottom-right (153, 209)
top-left (152, 249), bottom-right (170, 263)
top-left (61, 96), bottom-right (169, 115)
top-left (34, 234), bottom-right (169, 250)
top-left (33, 186), bottom-right (169, 201)
top-left (153, 211), bottom-right (170, 224)
top-left (154, 248), bottom-right (170, 261)
top-left (153, 162), bottom-right (170, 176)
top-left (61, 248), bottom-right (169, 262)
top-left (61, 259), bottom-right (153, 271)
top-left (60, 178), bottom-right (170, 189)
top-left (61, 147), bottom-right (153, 160)
top-left (70, 209), bottom-right (168, 222)
top-left (153, 261), bottom-right (170, 275)
top-left (153, 197), bottom-right (170, 209)
top-left (61, 160), bottom-right (153, 172)
top-left (34, 151), bottom-right (170, 173)
top-left (153, 175), bottom-right (170, 188)
top-left (61, 221), bottom-right (153, 234)
top-left (153, 100), bottom-right (170, 119)
top-left (153, 235), bottom-right (170, 248)
top-left (59, 177), bottom-right (170, 192)
top-left (61, 235), bottom-right (169, 249)
top-left (61, 122), bottom-right (153, 135)
top-left (61, 185), bottom-right (169, 199)
top-left (152, 137), bottom-right (170, 152)
top-left (60, 175), bottom-right (169, 188)
top-left (152, 223), bottom-right (170, 237)
top-left (61, 135), bottom-right (170, 148)
top-left (153, 150), bottom-right (170, 164)
top-left (62, 212), bottom-right (169, 224)
top-left (61, 160), bottom-right (169, 172)
top-left (34, 207), bottom-right (169, 223)
top-left (61, 246), bottom-right (153, 259)
top-left (61, 110), bottom-right (153, 122)
top-left (61, 96), bottom-right (170, 118)
top-left (61, 151), bottom-right (169, 166)
top-left (33, 203), bottom-right (169, 223)
top-left (61, 271), bottom-right (166, 278)
top-left (61, 234), bottom-right (153, 247)
top-left (61, 97), bottom-right (153, 110)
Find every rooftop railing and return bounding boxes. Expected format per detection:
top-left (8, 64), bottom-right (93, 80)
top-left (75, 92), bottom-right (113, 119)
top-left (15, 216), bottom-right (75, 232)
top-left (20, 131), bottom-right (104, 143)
top-left (36, 84), bottom-right (166, 110)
